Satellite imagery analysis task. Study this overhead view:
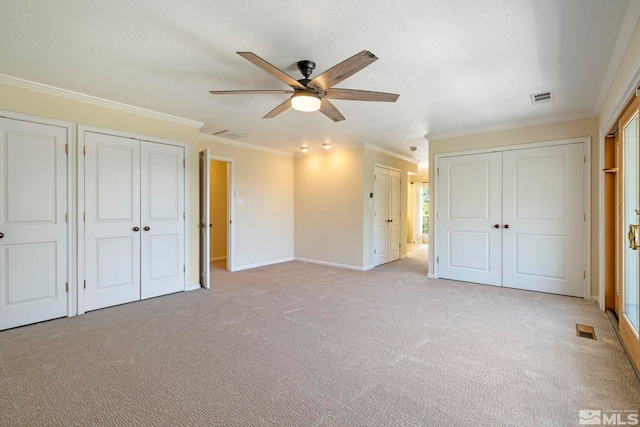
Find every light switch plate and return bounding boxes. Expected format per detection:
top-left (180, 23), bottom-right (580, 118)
top-left (235, 198), bottom-right (244, 206)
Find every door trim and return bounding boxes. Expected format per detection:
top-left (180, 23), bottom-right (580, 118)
top-left (0, 109), bottom-right (76, 317)
top-left (77, 124), bottom-right (189, 315)
top-left (433, 137), bottom-right (591, 300)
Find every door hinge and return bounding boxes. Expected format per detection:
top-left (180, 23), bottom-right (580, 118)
top-left (183, 265), bottom-right (186, 273)
top-left (584, 155), bottom-right (586, 164)
top-left (437, 212), bottom-right (440, 219)
top-left (183, 212), bottom-right (186, 220)
top-left (374, 248), bottom-right (377, 254)
top-left (436, 256), bottom-right (440, 263)
top-left (65, 144), bottom-right (69, 154)
top-left (83, 213), bottom-right (86, 222)
top-left (437, 167), bottom-right (440, 175)
top-left (399, 242), bottom-right (401, 249)
top-left (83, 280), bottom-right (86, 289)
top-left (65, 213), bottom-right (69, 223)
top-left (183, 158), bottom-right (186, 167)
top-left (65, 282), bottom-right (69, 292)
top-left (83, 146), bottom-right (86, 155)
top-left (583, 271), bottom-right (586, 279)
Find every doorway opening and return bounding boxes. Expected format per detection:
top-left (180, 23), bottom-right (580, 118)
top-left (199, 150), bottom-right (233, 289)
top-left (407, 173), bottom-right (429, 267)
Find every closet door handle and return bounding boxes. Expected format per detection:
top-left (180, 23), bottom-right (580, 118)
top-left (0, 232), bottom-right (4, 238)
top-left (494, 224), bottom-right (499, 228)
top-left (504, 224), bottom-right (509, 229)
top-left (132, 227), bottom-right (140, 232)
top-left (143, 226), bottom-right (150, 231)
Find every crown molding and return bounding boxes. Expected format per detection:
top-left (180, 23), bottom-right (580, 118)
top-left (364, 143), bottom-right (420, 164)
top-left (427, 112), bottom-right (597, 141)
top-left (199, 133), bottom-right (293, 157)
top-left (595, 0), bottom-right (640, 115)
top-left (0, 73), bottom-right (204, 129)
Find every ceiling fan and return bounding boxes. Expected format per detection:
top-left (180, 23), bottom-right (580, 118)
top-left (209, 51), bottom-right (399, 122)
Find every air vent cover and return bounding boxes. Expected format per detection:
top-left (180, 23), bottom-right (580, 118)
top-left (213, 130), bottom-right (248, 140)
top-left (530, 91), bottom-right (553, 105)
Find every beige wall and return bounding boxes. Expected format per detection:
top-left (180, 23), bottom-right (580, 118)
top-left (0, 83), bottom-right (201, 285)
top-left (429, 117), bottom-right (599, 295)
top-left (363, 148), bottom-right (419, 268)
top-left (294, 149), bottom-right (365, 268)
top-left (209, 160), bottom-right (227, 260)
top-left (199, 138), bottom-right (294, 269)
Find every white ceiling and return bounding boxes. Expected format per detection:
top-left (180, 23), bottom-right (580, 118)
top-left (0, 0), bottom-right (632, 169)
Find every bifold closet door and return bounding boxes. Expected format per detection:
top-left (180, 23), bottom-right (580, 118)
top-left (84, 132), bottom-right (141, 311)
top-left (0, 118), bottom-right (69, 330)
top-left (140, 141), bottom-right (185, 299)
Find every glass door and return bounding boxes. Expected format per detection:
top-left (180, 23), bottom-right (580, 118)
top-left (620, 98), bottom-right (640, 371)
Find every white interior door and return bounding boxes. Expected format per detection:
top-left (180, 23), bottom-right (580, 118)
top-left (140, 141), bottom-right (185, 299)
top-left (84, 132), bottom-right (141, 311)
top-left (388, 169), bottom-right (401, 262)
top-left (0, 118), bottom-right (68, 330)
top-left (199, 149), bottom-right (211, 289)
top-left (502, 144), bottom-right (585, 296)
top-left (374, 166), bottom-right (389, 266)
top-left (437, 152), bottom-right (502, 286)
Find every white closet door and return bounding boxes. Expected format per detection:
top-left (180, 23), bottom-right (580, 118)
top-left (84, 132), bottom-right (141, 311)
top-left (502, 144), bottom-right (584, 296)
top-left (388, 169), bottom-right (401, 262)
top-left (140, 141), bottom-right (185, 299)
top-left (374, 166), bottom-right (389, 266)
top-left (438, 152), bottom-right (502, 286)
top-left (0, 118), bottom-right (68, 330)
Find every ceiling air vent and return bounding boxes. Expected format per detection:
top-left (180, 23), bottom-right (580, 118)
top-left (530, 91), bottom-right (553, 105)
top-left (213, 130), bottom-right (247, 140)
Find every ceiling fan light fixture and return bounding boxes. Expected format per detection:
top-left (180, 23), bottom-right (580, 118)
top-left (291, 91), bottom-right (321, 112)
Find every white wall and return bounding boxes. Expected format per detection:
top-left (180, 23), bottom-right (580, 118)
top-left (199, 136), bottom-right (294, 270)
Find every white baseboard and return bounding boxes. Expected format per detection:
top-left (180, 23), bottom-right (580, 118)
top-left (232, 257), bottom-right (294, 272)
top-left (427, 273), bottom-right (436, 279)
top-left (294, 257), bottom-right (368, 271)
top-left (210, 256), bottom-right (227, 262)
top-left (363, 265), bottom-right (375, 271)
top-left (186, 283), bottom-right (201, 291)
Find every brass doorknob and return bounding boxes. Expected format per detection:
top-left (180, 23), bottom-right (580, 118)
top-left (132, 227), bottom-right (140, 232)
top-left (143, 226), bottom-right (150, 231)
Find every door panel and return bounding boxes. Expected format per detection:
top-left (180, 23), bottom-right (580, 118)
top-left (84, 132), bottom-right (140, 311)
top-left (502, 144), bottom-right (584, 296)
top-left (438, 152), bottom-right (502, 285)
top-left (199, 149), bottom-right (211, 289)
top-left (374, 166), bottom-right (389, 266)
top-left (140, 141), bottom-right (184, 299)
top-left (0, 118), bottom-right (68, 330)
top-left (388, 169), bottom-right (401, 262)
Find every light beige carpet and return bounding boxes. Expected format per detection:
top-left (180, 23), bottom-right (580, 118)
top-left (1, 246), bottom-right (639, 426)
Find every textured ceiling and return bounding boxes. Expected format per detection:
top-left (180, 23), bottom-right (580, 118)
top-left (0, 0), bottom-right (631, 169)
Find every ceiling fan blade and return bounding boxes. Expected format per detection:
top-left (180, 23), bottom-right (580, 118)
top-left (237, 52), bottom-right (305, 89)
top-left (308, 50), bottom-right (378, 91)
top-left (324, 88), bottom-right (399, 102)
top-left (210, 90), bottom-right (294, 95)
top-left (319, 99), bottom-right (345, 122)
top-left (263, 98), bottom-right (292, 119)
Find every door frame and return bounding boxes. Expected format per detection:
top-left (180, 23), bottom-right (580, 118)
top-left (432, 137), bottom-right (591, 300)
top-left (0, 109), bottom-right (77, 317)
top-left (200, 154), bottom-right (234, 281)
top-left (373, 163), bottom-right (402, 266)
top-left (77, 124), bottom-right (189, 315)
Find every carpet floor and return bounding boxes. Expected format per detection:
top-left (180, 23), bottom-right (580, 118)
top-left (1, 246), bottom-right (639, 426)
